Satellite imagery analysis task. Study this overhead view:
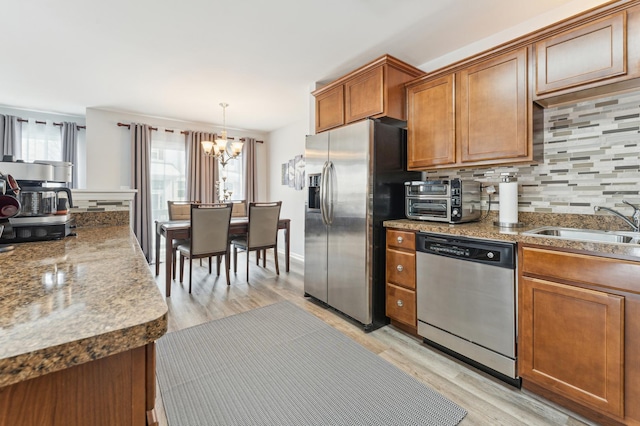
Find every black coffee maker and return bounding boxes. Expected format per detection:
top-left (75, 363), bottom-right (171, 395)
top-left (0, 160), bottom-right (74, 244)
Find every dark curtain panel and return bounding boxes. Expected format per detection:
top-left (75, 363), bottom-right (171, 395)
top-left (0, 115), bottom-right (21, 158)
top-left (186, 131), bottom-right (218, 203)
top-left (61, 122), bottom-right (79, 188)
top-left (130, 123), bottom-right (153, 262)
top-left (242, 137), bottom-right (257, 204)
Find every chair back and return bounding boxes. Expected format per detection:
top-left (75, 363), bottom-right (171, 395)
top-left (168, 200), bottom-right (199, 220)
top-left (247, 201), bottom-right (282, 249)
top-left (190, 203), bottom-right (233, 256)
top-left (231, 200), bottom-right (247, 217)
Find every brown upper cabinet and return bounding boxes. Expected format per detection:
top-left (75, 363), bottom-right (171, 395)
top-left (535, 12), bottom-right (627, 96)
top-left (312, 55), bottom-right (424, 133)
top-left (407, 47), bottom-right (533, 170)
top-left (534, 2), bottom-right (640, 105)
top-left (407, 74), bottom-right (456, 169)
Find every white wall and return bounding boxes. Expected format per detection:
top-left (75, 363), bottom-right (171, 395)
top-left (85, 107), bottom-right (267, 191)
top-left (265, 118), bottom-right (309, 262)
top-left (419, 0), bottom-right (612, 72)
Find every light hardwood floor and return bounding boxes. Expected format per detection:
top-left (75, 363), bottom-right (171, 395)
top-left (152, 252), bottom-right (596, 426)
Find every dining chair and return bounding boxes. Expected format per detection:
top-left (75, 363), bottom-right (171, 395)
top-left (177, 202), bottom-right (233, 292)
top-left (167, 200), bottom-right (198, 279)
top-left (231, 201), bottom-right (282, 282)
top-left (231, 200), bottom-right (247, 217)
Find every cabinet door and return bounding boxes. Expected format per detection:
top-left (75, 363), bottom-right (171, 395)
top-left (407, 74), bottom-right (456, 169)
top-left (536, 12), bottom-right (626, 96)
top-left (458, 47), bottom-right (528, 163)
top-left (520, 277), bottom-right (624, 418)
top-left (315, 85), bottom-right (344, 133)
top-left (345, 66), bottom-right (384, 123)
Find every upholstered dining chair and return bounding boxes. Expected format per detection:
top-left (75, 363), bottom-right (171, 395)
top-left (167, 200), bottom-right (199, 279)
top-left (177, 202), bottom-right (233, 292)
top-left (231, 201), bottom-right (282, 282)
top-left (231, 200), bottom-right (247, 217)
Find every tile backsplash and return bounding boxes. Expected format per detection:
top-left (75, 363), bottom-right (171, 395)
top-left (424, 90), bottom-right (640, 215)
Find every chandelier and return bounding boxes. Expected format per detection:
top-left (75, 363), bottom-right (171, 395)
top-left (201, 102), bottom-right (244, 168)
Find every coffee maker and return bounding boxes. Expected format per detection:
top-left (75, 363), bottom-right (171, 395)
top-left (0, 160), bottom-right (75, 244)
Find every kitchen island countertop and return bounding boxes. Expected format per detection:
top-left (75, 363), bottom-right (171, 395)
top-left (384, 217), bottom-right (640, 261)
top-left (0, 225), bottom-right (167, 388)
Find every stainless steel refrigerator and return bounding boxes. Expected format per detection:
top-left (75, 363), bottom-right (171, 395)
top-left (304, 119), bottom-right (420, 331)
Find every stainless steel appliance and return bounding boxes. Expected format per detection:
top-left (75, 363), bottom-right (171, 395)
top-left (304, 119), bottom-right (420, 331)
top-left (0, 160), bottom-right (74, 244)
top-left (405, 179), bottom-right (481, 223)
top-left (415, 232), bottom-right (519, 386)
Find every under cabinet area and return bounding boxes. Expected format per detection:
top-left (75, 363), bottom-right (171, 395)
top-left (519, 245), bottom-right (640, 425)
top-left (385, 229), bottom-right (417, 332)
top-left (312, 54), bottom-right (424, 133)
top-left (406, 46), bottom-right (533, 170)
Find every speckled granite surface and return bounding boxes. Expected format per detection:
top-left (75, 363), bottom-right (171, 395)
top-left (71, 210), bottom-right (130, 227)
top-left (0, 225), bottom-right (167, 388)
top-left (384, 212), bottom-right (640, 261)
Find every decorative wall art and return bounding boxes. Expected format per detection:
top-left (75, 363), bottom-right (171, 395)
top-left (281, 155), bottom-right (305, 190)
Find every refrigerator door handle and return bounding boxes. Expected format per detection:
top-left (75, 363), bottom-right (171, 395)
top-left (326, 161), bottom-right (335, 225)
top-left (320, 160), bottom-right (330, 225)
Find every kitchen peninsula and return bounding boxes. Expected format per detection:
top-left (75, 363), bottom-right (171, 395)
top-left (0, 224), bottom-right (167, 426)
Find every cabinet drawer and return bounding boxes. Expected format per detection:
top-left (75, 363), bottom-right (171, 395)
top-left (386, 248), bottom-right (416, 289)
top-left (521, 246), bottom-right (640, 294)
top-left (387, 229), bottom-right (415, 250)
top-left (386, 283), bottom-right (416, 327)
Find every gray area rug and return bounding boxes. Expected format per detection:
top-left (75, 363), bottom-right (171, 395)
top-left (156, 301), bottom-right (467, 426)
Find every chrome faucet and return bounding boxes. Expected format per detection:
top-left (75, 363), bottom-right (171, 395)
top-left (594, 200), bottom-right (640, 232)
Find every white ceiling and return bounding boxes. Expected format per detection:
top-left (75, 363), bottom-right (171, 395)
top-left (0, 0), bottom-right (611, 133)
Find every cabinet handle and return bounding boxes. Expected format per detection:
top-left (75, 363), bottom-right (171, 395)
top-left (396, 264), bottom-right (403, 272)
top-left (397, 236), bottom-right (404, 244)
top-left (397, 299), bottom-right (404, 307)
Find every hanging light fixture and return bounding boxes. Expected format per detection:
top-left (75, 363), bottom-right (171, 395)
top-left (201, 102), bottom-right (244, 168)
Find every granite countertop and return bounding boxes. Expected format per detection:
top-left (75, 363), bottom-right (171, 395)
top-left (0, 225), bottom-right (168, 388)
top-left (384, 212), bottom-right (640, 261)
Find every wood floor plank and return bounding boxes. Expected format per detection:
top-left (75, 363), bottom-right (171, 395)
top-left (151, 253), bottom-right (598, 426)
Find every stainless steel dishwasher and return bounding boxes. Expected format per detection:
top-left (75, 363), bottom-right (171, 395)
top-left (415, 232), bottom-right (519, 386)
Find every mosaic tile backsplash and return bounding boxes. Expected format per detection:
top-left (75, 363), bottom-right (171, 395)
top-left (424, 90), bottom-right (640, 219)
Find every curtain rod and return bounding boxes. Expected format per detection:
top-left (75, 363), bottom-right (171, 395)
top-left (116, 122), bottom-right (263, 143)
top-left (17, 118), bottom-right (86, 129)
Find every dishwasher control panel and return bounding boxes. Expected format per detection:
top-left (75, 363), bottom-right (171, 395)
top-left (416, 233), bottom-right (515, 269)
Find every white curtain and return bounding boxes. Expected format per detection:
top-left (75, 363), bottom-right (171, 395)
top-left (20, 119), bottom-right (61, 162)
top-left (131, 123), bottom-right (153, 262)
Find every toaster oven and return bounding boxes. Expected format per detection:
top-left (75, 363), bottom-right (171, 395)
top-left (405, 179), bottom-right (481, 223)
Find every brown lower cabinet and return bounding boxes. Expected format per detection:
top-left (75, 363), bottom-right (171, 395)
top-left (385, 229), bottom-right (417, 333)
top-left (0, 343), bottom-right (157, 426)
top-left (519, 245), bottom-right (640, 425)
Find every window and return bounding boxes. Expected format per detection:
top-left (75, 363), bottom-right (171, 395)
top-left (20, 120), bottom-right (62, 162)
top-left (220, 153), bottom-right (244, 201)
top-left (150, 129), bottom-right (187, 223)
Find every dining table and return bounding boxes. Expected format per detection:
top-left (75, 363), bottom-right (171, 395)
top-left (155, 217), bottom-right (290, 297)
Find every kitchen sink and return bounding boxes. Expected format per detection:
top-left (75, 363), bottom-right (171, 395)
top-left (522, 226), bottom-right (640, 244)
